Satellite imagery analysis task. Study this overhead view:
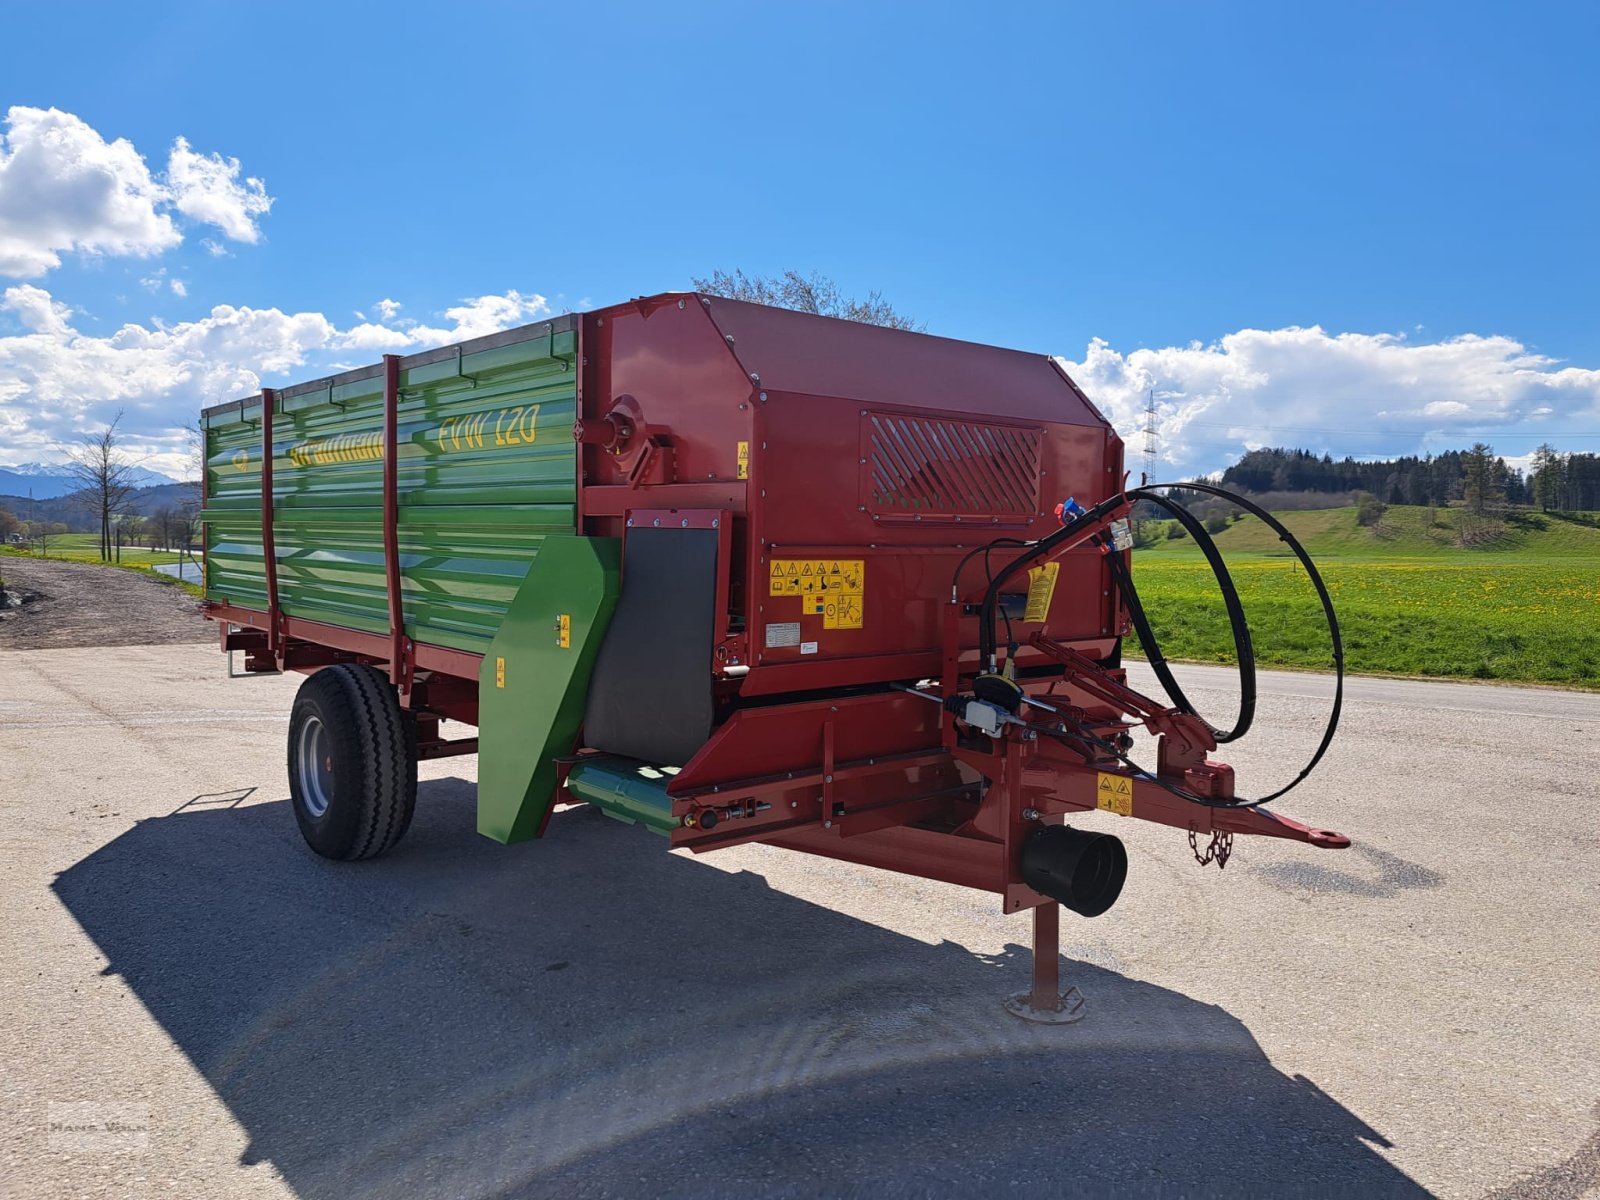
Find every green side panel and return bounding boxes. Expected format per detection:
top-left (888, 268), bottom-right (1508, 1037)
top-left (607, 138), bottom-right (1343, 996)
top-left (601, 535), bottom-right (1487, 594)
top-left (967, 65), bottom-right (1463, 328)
top-left (564, 758), bottom-right (680, 836)
top-left (202, 331), bottom-right (578, 653)
top-left (477, 535), bottom-right (621, 844)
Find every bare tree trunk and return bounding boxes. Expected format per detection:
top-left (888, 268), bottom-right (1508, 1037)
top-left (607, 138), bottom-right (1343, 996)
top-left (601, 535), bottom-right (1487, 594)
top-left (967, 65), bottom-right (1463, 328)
top-left (68, 413), bottom-right (138, 562)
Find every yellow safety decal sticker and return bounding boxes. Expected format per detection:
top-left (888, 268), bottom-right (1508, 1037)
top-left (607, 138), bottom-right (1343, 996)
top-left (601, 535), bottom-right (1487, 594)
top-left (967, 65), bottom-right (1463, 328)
top-left (821, 593), bottom-right (863, 630)
top-left (556, 614), bottom-right (571, 649)
top-left (1096, 772), bottom-right (1133, 817)
top-left (736, 441), bottom-right (750, 480)
top-left (495, 656), bottom-right (506, 688)
top-left (1024, 562), bottom-right (1060, 623)
top-left (230, 449), bottom-right (250, 472)
top-left (769, 559), bottom-right (864, 597)
top-left (768, 559), bottom-right (866, 630)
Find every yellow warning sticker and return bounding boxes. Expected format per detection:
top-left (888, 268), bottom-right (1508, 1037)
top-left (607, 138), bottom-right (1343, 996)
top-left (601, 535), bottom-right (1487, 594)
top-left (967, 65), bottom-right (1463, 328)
top-left (1024, 562), bottom-right (1060, 623)
top-left (769, 559), bottom-right (864, 597)
top-left (1096, 772), bottom-right (1133, 817)
top-left (822, 593), bottom-right (863, 629)
top-left (736, 441), bottom-right (749, 480)
top-left (768, 559), bottom-right (865, 629)
top-left (495, 656), bottom-right (506, 689)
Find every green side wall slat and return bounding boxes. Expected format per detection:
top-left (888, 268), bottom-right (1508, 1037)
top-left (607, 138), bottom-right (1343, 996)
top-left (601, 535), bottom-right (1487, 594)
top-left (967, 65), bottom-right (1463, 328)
top-left (203, 344), bottom-right (577, 654)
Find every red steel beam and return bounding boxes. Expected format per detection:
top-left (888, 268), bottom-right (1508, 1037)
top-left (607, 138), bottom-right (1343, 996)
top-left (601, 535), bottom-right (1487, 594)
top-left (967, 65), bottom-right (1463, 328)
top-left (382, 354), bottom-right (407, 693)
top-left (766, 823), bottom-right (1004, 893)
top-left (202, 601), bottom-right (482, 684)
top-left (259, 387), bottom-right (281, 661)
top-left (1031, 901), bottom-right (1060, 1010)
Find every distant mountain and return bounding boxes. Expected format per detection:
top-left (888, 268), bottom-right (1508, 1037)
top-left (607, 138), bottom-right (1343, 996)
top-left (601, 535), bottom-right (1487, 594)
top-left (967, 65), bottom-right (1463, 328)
top-left (123, 466), bottom-right (182, 488)
top-left (0, 481), bottom-right (199, 532)
top-left (0, 461), bottom-right (180, 499)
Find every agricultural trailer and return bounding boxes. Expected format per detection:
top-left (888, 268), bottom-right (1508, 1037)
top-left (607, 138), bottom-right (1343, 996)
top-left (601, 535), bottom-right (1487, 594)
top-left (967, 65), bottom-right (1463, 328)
top-left (200, 292), bottom-right (1347, 1021)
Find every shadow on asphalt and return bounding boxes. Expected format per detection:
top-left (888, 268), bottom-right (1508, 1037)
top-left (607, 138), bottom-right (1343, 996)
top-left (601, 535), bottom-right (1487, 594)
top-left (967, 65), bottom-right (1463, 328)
top-left (53, 779), bottom-right (1428, 1199)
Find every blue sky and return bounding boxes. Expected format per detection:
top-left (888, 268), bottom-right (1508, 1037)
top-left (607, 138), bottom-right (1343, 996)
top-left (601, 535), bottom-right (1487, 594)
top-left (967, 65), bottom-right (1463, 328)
top-left (2, 0), bottom-right (1597, 478)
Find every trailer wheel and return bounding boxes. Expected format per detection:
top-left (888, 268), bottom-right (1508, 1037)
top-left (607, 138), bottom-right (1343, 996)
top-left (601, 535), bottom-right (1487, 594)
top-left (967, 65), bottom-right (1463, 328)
top-left (287, 664), bottom-right (417, 860)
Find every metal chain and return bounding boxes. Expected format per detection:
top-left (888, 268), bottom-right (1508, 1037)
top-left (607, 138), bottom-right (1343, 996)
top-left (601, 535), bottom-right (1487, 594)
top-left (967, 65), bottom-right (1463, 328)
top-left (1188, 827), bottom-right (1235, 869)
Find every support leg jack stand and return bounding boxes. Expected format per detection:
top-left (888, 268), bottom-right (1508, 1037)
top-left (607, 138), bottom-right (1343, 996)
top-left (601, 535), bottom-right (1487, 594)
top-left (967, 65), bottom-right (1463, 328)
top-left (1005, 903), bottom-right (1085, 1024)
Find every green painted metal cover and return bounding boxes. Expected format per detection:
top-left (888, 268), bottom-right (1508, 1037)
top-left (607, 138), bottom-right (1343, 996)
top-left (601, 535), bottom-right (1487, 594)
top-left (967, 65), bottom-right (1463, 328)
top-left (201, 322), bottom-right (578, 653)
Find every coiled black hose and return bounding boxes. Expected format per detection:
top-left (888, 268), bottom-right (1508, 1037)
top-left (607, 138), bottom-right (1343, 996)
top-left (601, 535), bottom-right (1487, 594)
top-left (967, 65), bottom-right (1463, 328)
top-left (1104, 492), bottom-right (1255, 744)
top-left (977, 483), bottom-right (1344, 810)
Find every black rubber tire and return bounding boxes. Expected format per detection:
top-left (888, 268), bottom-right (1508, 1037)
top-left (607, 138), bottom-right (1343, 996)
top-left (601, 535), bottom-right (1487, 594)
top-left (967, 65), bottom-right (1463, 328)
top-left (286, 664), bottom-right (417, 860)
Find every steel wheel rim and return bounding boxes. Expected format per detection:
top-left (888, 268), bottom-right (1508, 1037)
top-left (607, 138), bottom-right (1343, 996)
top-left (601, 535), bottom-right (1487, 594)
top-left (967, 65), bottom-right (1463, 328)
top-left (297, 715), bottom-right (334, 818)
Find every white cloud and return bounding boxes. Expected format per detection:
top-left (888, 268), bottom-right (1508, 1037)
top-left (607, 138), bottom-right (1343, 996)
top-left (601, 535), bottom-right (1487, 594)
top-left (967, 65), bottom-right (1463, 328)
top-left (3, 284), bottom-right (73, 337)
top-left (200, 237), bottom-right (228, 258)
top-left (170, 279), bottom-right (186, 298)
top-left (0, 286), bottom-right (558, 476)
top-left (0, 284), bottom-right (336, 470)
top-left (0, 106), bottom-right (178, 277)
top-left (165, 136), bottom-right (273, 244)
top-left (406, 290), bottom-right (550, 345)
top-left (0, 107), bottom-right (273, 279)
top-left (1059, 326), bottom-right (1600, 477)
top-left (374, 298), bottom-right (401, 321)
top-left (336, 322), bottom-right (415, 351)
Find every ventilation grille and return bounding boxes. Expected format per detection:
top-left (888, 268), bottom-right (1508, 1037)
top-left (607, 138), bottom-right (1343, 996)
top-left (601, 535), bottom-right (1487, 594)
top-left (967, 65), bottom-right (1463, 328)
top-left (864, 412), bottom-right (1042, 521)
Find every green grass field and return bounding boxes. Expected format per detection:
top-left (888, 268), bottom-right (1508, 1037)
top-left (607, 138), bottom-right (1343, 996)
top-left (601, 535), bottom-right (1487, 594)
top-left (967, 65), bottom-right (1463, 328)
top-left (2, 532), bottom-right (186, 566)
top-left (1129, 506), bottom-right (1600, 687)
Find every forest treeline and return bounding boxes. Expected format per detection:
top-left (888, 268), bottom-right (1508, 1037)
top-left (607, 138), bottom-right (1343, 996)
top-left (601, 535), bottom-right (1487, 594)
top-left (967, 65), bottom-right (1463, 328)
top-left (1217, 445), bottom-right (1600, 512)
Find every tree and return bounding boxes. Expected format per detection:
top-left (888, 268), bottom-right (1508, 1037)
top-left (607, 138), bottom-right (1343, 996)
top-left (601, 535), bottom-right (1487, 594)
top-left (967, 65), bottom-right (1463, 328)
top-left (150, 507), bottom-right (178, 551)
top-left (1461, 442), bottom-right (1499, 515)
top-left (0, 507), bottom-right (18, 541)
top-left (175, 504), bottom-right (201, 552)
top-left (1531, 443), bottom-right (1565, 512)
top-left (67, 413), bottom-right (139, 561)
top-left (32, 521), bottom-right (57, 557)
top-left (183, 419), bottom-right (206, 512)
top-left (691, 269), bottom-right (923, 331)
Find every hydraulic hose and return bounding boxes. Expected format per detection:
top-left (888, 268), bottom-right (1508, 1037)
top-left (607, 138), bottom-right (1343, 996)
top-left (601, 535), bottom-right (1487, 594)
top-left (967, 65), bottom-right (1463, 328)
top-left (1120, 483), bottom-right (1344, 809)
top-left (977, 494), bottom-right (1126, 667)
top-left (977, 482), bottom-right (1343, 810)
top-left (1104, 493), bottom-right (1255, 744)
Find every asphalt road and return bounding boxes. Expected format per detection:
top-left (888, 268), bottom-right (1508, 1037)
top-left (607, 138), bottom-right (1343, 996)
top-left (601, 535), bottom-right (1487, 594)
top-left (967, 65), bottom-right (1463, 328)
top-left (2, 644), bottom-right (1598, 1199)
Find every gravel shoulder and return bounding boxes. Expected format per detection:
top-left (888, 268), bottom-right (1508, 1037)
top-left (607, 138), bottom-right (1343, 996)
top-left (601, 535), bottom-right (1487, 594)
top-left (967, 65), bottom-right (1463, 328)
top-left (0, 556), bottom-right (210, 650)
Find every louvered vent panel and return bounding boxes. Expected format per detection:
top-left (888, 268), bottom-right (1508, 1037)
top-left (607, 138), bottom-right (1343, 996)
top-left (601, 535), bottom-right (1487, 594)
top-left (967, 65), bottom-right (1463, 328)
top-left (864, 412), bottom-right (1042, 520)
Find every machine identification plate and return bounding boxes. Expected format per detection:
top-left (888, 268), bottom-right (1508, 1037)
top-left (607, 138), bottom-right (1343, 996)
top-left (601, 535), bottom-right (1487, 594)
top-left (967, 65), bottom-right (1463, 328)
top-left (765, 621), bottom-right (802, 648)
top-left (768, 559), bottom-right (865, 630)
top-left (1096, 772), bottom-right (1133, 816)
top-left (1024, 562), bottom-right (1060, 622)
